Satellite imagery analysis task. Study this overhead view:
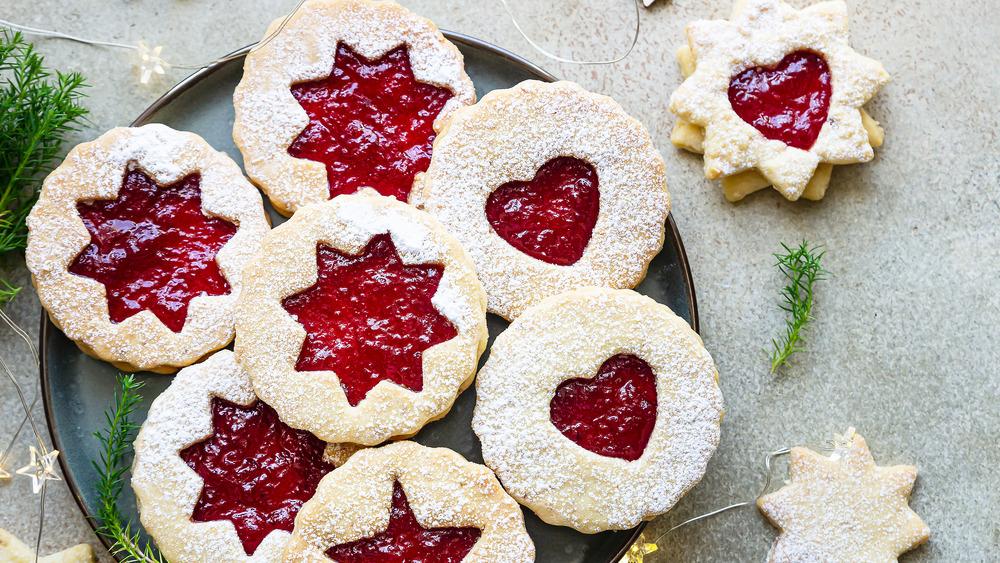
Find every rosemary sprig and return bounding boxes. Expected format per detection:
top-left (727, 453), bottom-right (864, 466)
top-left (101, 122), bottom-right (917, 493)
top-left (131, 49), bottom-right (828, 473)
top-left (0, 30), bottom-right (88, 288)
top-left (92, 374), bottom-right (166, 563)
top-left (769, 241), bottom-right (828, 374)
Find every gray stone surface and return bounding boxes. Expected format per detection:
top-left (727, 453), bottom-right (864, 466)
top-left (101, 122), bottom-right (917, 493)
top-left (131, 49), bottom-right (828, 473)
top-left (1, 0), bottom-right (998, 561)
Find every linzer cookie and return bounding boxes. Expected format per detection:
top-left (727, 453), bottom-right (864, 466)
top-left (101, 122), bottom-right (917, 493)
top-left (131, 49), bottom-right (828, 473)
top-left (415, 80), bottom-right (672, 320)
top-left (132, 351), bottom-right (356, 563)
top-left (26, 125), bottom-right (269, 373)
top-left (233, 0), bottom-right (475, 216)
top-left (669, 0), bottom-right (889, 201)
top-left (472, 288), bottom-right (723, 533)
top-left (284, 441), bottom-right (534, 563)
top-left (236, 191), bottom-right (488, 445)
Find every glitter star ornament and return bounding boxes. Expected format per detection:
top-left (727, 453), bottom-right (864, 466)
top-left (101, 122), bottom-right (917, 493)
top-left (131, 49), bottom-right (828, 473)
top-left (16, 445), bottom-right (61, 494)
top-left (669, 0), bottom-right (889, 201)
top-left (757, 430), bottom-right (930, 562)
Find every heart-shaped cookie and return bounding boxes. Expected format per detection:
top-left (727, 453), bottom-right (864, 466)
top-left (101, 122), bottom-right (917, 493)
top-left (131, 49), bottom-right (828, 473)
top-left (485, 156), bottom-right (599, 266)
top-left (728, 50), bottom-right (832, 150)
top-left (549, 353), bottom-right (657, 461)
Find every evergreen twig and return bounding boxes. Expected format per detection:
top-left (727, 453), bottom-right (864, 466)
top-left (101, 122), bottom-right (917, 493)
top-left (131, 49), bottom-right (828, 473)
top-left (91, 374), bottom-right (166, 563)
top-left (769, 241), bottom-right (828, 374)
top-left (0, 30), bottom-right (89, 295)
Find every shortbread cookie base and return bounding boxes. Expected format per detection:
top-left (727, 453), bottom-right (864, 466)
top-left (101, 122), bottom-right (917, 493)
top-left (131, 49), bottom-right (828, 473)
top-left (284, 441), bottom-right (534, 563)
top-left (473, 288), bottom-right (724, 533)
top-left (26, 125), bottom-right (269, 373)
top-left (236, 191), bottom-right (488, 445)
top-left (233, 0), bottom-right (475, 216)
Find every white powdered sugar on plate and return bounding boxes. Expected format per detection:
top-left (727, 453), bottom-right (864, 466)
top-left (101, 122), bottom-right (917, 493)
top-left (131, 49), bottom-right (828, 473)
top-left (284, 441), bottom-right (535, 563)
top-left (232, 0), bottom-right (476, 216)
top-left (235, 191), bottom-right (488, 446)
top-left (415, 80), bottom-right (672, 321)
top-left (472, 288), bottom-right (724, 534)
top-left (25, 124), bottom-right (270, 373)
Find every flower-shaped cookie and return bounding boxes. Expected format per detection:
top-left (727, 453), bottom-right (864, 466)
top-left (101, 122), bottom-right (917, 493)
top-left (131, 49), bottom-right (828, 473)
top-left (757, 429), bottom-right (930, 562)
top-left (669, 0), bottom-right (889, 201)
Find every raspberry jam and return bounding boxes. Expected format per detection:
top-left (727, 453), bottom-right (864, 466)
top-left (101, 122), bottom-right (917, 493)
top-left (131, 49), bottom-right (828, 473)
top-left (485, 157), bottom-right (599, 266)
top-left (326, 481), bottom-right (481, 563)
top-left (288, 43), bottom-right (453, 202)
top-left (68, 168), bottom-right (236, 333)
top-left (180, 398), bottom-right (334, 555)
top-left (728, 51), bottom-right (832, 151)
top-left (282, 233), bottom-right (457, 406)
top-left (549, 354), bottom-right (657, 461)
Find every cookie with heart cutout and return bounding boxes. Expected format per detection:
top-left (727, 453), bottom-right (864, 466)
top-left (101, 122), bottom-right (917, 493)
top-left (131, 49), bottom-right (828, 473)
top-left (413, 80), bottom-right (672, 321)
top-left (472, 287), bottom-right (723, 533)
top-left (668, 0), bottom-right (889, 201)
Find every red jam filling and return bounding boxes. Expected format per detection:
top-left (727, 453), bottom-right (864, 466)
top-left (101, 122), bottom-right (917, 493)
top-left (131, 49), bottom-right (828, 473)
top-left (326, 481), bottom-right (481, 563)
top-left (485, 156), bottom-right (600, 266)
top-left (549, 354), bottom-right (657, 461)
top-left (180, 398), bottom-right (334, 555)
top-left (728, 50), bottom-right (832, 151)
top-left (288, 42), bottom-right (454, 202)
top-left (68, 168), bottom-right (236, 333)
top-left (282, 233), bottom-right (457, 406)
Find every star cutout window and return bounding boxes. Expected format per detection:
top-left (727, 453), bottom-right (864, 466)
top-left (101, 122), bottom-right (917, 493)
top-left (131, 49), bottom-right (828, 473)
top-left (326, 481), bottom-right (481, 563)
top-left (282, 233), bottom-right (457, 406)
top-left (69, 168), bottom-right (237, 332)
top-left (180, 398), bottom-right (334, 556)
top-left (287, 42), bottom-right (454, 202)
top-left (757, 430), bottom-right (930, 561)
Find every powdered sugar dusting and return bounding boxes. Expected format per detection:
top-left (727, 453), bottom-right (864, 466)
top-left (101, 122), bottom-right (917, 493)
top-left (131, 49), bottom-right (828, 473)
top-left (232, 0), bottom-right (475, 216)
top-left (472, 288), bottom-right (723, 533)
top-left (757, 432), bottom-right (930, 562)
top-left (235, 192), bottom-right (488, 445)
top-left (25, 125), bottom-right (270, 373)
top-left (668, 0), bottom-right (890, 199)
top-left (284, 441), bottom-right (534, 563)
top-left (133, 351), bottom-right (312, 563)
top-left (416, 80), bottom-right (672, 321)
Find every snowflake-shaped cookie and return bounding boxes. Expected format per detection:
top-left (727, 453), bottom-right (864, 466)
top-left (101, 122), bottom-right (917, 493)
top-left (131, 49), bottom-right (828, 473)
top-left (757, 429), bottom-right (930, 562)
top-left (669, 0), bottom-right (889, 201)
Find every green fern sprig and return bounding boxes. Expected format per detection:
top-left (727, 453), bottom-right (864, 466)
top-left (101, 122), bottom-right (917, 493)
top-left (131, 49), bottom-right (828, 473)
top-left (0, 30), bottom-right (88, 289)
top-left (91, 374), bottom-right (167, 563)
top-left (769, 241), bottom-right (828, 374)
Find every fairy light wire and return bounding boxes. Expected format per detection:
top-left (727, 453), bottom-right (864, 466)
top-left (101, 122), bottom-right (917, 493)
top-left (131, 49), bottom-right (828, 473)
top-left (496, 0), bottom-right (641, 65)
top-left (0, 0), bottom-right (308, 72)
top-left (651, 440), bottom-right (839, 545)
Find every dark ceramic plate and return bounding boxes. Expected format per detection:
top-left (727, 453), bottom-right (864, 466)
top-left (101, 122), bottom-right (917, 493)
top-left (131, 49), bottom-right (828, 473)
top-left (40, 32), bottom-right (697, 563)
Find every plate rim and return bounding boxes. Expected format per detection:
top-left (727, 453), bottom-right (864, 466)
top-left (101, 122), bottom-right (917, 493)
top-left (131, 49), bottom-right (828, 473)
top-left (40, 29), bottom-right (698, 563)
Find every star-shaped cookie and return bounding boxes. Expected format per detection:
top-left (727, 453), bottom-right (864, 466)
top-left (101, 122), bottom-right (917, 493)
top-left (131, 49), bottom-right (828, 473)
top-left (757, 430), bottom-right (930, 562)
top-left (669, 0), bottom-right (890, 201)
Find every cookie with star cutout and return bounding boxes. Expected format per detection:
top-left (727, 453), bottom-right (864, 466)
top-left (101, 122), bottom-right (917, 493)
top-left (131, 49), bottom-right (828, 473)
top-left (235, 190), bottom-right (489, 446)
top-left (26, 125), bottom-right (270, 373)
top-left (669, 0), bottom-right (890, 201)
top-left (757, 429), bottom-right (930, 562)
